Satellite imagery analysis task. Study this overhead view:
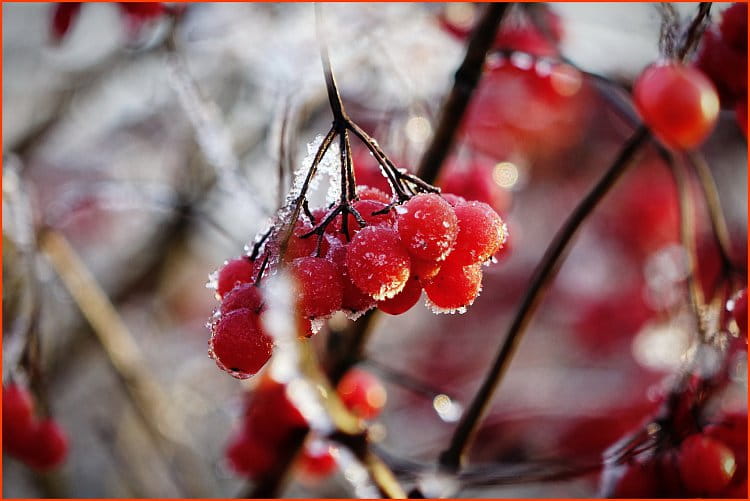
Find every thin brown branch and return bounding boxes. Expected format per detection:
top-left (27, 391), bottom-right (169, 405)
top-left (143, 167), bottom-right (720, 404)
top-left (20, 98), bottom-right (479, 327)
top-left (677, 2), bottom-right (712, 62)
top-left (438, 126), bottom-right (651, 473)
top-left (416, 3), bottom-right (511, 184)
top-left (686, 151), bottom-right (744, 275)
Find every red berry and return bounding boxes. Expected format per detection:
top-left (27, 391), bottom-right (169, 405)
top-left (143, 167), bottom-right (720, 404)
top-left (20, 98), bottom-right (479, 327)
top-left (210, 308), bottom-right (273, 377)
top-left (450, 201), bottom-right (507, 265)
top-left (633, 63), bottom-right (720, 149)
top-left (356, 185), bottom-right (391, 203)
top-left (604, 460), bottom-right (659, 498)
top-left (377, 277), bottom-right (422, 315)
top-left (346, 226), bottom-right (411, 300)
top-left (245, 377), bottom-right (308, 436)
top-left (442, 193), bottom-right (467, 207)
top-left (50, 3), bottom-right (82, 42)
top-left (335, 200), bottom-right (395, 237)
top-left (217, 257), bottom-right (255, 298)
top-left (396, 193), bottom-right (458, 262)
top-left (678, 434), bottom-right (736, 496)
top-left (220, 283), bottom-right (264, 315)
top-left (337, 369), bottom-right (387, 420)
top-left (225, 430), bottom-right (276, 478)
top-left (720, 3), bottom-right (748, 50)
top-left (438, 159), bottom-right (510, 214)
top-left (298, 440), bottom-right (338, 479)
top-left (732, 289), bottom-right (747, 336)
top-left (289, 257), bottom-right (344, 319)
top-left (326, 242), bottom-right (376, 314)
top-left (422, 259), bottom-right (483, 313)
top-left (283, 220), bottom-right (320, 263)
top-left (24, 419), bottom-right (68, 471)
top-left (410, 257), bottom-right (442, 281)
top-left (3, 384), bottom-right (36, 457)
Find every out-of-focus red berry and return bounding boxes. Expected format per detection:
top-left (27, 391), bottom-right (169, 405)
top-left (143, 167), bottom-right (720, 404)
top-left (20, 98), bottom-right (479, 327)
top-left (337, 369), bottom-right (387, 420)
top-left (633, 63), bottom-right (720, 149)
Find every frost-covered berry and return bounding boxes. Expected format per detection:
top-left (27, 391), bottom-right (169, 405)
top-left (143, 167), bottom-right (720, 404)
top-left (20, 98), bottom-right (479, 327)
top-left (396, 193), bottom-right (458, 262)
top-left (679, 434), bottom-right (736, 496)
top-left (289, 257), bottom-right (344, 320)
top-left (220, 283), bottom-right (264, 315)
top-left (450, 201), bottom-right (507, 264)
top-left (24, 419), bottom-right (68, 471)
top-left (217, 257), bottom-right (255, 297)
top-left (335, 200), bottom-right (395, 237)
top-left (356, 185), bottom-right (391, 203)
top-left (422, 259), bottom-right (483, 313)
top-left (442, 193), bottom-right (467, 207)
top-left (210, 308), bottom-right (273, 377)
top-left (337, 369), bottom-right (387, 420)
top-left (283, 220), bottom-right (319, 262)
top-left (346, 226), bottom-right (411, 300)
top-left (326, 242), bottom-right (376, 314)
top-left (378, 276), bottom-right (422, 315)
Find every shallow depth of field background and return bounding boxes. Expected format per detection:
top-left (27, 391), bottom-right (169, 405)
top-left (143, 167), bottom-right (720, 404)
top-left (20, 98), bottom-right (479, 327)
top-left (2, 2), bottom-right (747, 498)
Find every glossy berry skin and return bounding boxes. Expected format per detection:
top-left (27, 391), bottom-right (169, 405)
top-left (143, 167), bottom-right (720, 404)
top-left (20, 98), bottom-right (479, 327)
top-left (732, 289), bottom-right (747, 336)
top-left (210, 308), bottom-right (273, 377)
top-left (24, 419), bottom-right (69, 471)
top-left (326, 243), bottom-right (376, 314)
top-left (217, 257), bottom-right (255, 298)
top-left (450, 201), bottom-right (507, 265)
top-left (346, 226), bottom-right (411, 300)
top-left (396, 194), bottom-right (458, 262)
top-left (422, 259), bottom-right (483, 313)
top-left (337, 369), bottom-right (387, 420)
top-left (377, 276), bottom-right (422, 315)
top-left (220, 283), bottom-right (264, 315)
top-left (678, 434), bottom-right (736, 496)
top-left (633, 63), bottom-right (720, 149)
top-left (289, 257), bottom-right (344, 319)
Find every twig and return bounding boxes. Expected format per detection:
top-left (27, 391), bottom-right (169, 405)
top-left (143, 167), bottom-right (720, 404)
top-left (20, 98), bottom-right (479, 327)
top-left (438, 126), bottom-right (651, 473)
top-left (685, 151), bottom-right (744, 275)
top-left (677, 3), bottom-right (712, 62)
top-left (416, 3), bottom-right (511, 184)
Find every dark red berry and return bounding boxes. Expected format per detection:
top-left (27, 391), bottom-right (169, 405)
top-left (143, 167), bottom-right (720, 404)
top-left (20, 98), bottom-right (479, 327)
top-left (217, 257), bottom-right (255, 298)
top-left (377, 276), bottom-right (422, 315)
top-left (326, 242), bottom-right (376, 314)
top-left (289, 257), bottom-right (344, 319)
top-left (24, 419), bottom-right (68, 471)
top-left (396, 193), bottom-right (458, 262)
top-left (298, 440), bottom-right (337, 479)
top-left (226, 430), bottom-right (275, 478)
top-left (678, 434), bottom-right (736, 496)
top-left (210, 308), bottom-right (273, 377)
top-left (220, 283), bottom-right (264, 315)
top-left (50, 3), bottom-right (82, 42)
top-left (346, 226), bottom-right (411, 301)
top-left (3, 384), bottom-right (36, 457)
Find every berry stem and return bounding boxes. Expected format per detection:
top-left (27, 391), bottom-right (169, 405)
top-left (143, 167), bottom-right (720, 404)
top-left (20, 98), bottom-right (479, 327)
top-left (676, 2), bottom-right (712, 62)
top-left (416, 3), bottom-right (510, 184)
top-left (438, 126), bottom-right (651, 473)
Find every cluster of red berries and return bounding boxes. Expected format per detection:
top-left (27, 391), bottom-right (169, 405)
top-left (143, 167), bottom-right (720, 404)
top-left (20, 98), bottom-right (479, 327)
top-left (2, 384), bottom-right (68, 471)
top-left (605, 412), bottom-right (747, 498)
top-left (208, 186), bottom-right (507, 378)
top-left (695, 3), bottom-right (748, 135)
top-left (225, 369), bottom-right (386, 480)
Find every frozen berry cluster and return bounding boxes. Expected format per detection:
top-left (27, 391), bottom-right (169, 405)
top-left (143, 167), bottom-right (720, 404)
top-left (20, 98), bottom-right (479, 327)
top-left (225, 369), bottom-right (385, 480)
top-left (2, 384), bottom-right (68, 471)
top-left (208, 185), bottom-right (507, 378)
